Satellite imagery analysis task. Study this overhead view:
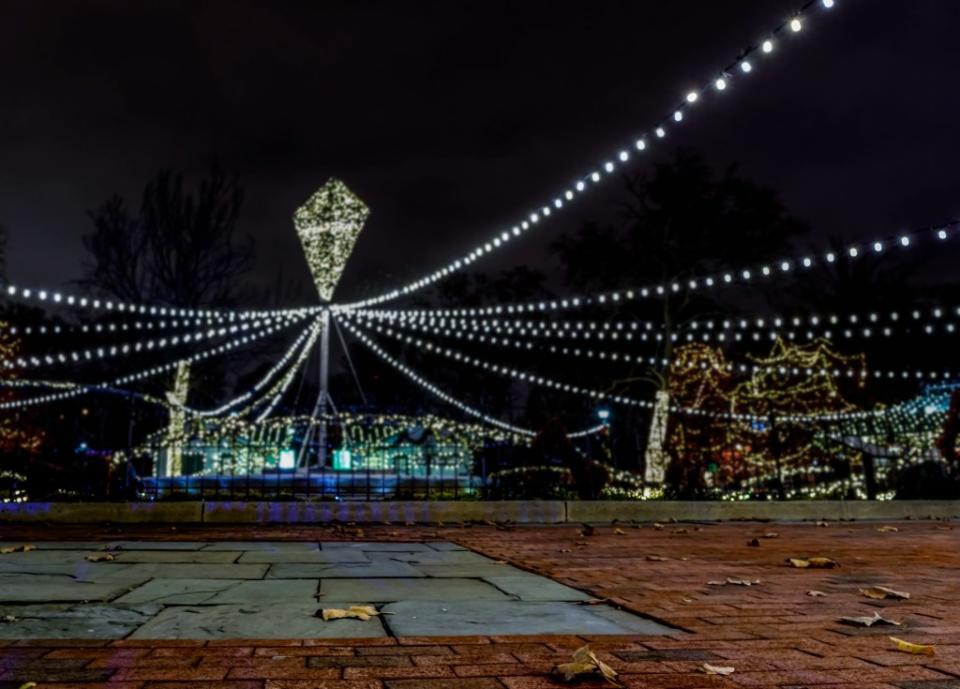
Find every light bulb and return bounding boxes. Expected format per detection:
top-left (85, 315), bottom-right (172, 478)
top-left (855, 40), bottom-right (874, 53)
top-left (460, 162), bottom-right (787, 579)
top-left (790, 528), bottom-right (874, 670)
top-left (740, 60), bottom-right (752, 73)
top-left (655, 127), bottom-right (665, 138)
top-left (686, 91), bottom-right (698, 103)
top-left (790, 18), bottom-right (802, 32)
top-left (822, 0), bottom-right (834, 7)
top-left (762, 39), bottom-right (774, 53)
top-left (673, 110), bottom-right (683, 122)
top-left (715, 78), bottom-right (726, 90)
top-left (635, 139), bottom-right (646, 150)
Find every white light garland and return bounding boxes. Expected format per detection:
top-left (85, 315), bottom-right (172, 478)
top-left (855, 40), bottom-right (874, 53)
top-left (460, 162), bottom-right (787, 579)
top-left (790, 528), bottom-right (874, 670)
top-left (0, 282), bottom-right (320, 321)
top-left (254, 319), bottom-right (324, 422)
top-left (347, 316), bottom-right (889, 424)
top-left (355, 222), bottom-right (960, 318)
top-left (337, 0), bottom-right (840, 309)
top-left (0, 318), bottom-right (304, 411)
top-left (1, 313), bottom-right (307, 372)
top-left (337, 316), bottom-right (605, 437)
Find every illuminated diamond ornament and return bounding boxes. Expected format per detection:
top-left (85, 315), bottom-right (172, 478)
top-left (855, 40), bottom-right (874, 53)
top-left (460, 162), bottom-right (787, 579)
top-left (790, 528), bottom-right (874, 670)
top-left (293, 178), bottom-right (370, 302)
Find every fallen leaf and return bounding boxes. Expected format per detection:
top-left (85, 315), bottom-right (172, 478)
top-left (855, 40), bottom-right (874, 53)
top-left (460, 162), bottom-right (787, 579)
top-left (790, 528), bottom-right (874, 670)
top-left (0, 545), bottom-right (36, 554)
top-left (747, 538), bottom-right (760, 547)
top-left (839, 611), bottom-right (901, 627)
top-left (816, 521), bottom-right (829, 527)
top-left (646, 555), bottom-right (668, 562)
top-left (318, 605), bottom-right (384, 621)
top-left (653, 522), bottom-right (664, 530)
top-left (681, 597), bottom-right (693, 603)
top-left (559, 548), bottom-right (572, 553)
top-left (701, 663), bottom-right (735, 675)
top-left (18, 683), bottom-right (37, 689)
top-left (707, 580), bottom-right (725, 586)
top-left (787, 557), bottom-right (838, 569)
top-left (763, 531), bottom-right (780, 539)
top-left (726, 577), bottom-right (761, 586)
top-left (553, 645), bottom-right (622, 687)
top-left (861, 586), bottom-right (910, 600)
top-left (579, 523), bottom-right (595, 537)
top-left (877, 525), bottom-right (899, 533)
top-left (85, 553), bottom-right (116, 562)
top-left (1, 615), bottom-right (17, 623)
top-left (807, 590), bottom-right (828, 597)
top-left (890, 636), bottom-right (935, 655)
top-left (614, 528), bottom-right (626, 535)
top-left (672, 528), bottom-right (689, 535)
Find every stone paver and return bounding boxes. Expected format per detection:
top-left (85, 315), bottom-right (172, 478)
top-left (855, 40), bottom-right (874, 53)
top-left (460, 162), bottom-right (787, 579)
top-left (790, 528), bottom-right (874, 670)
top-left (0, 602), bottom-right (159, 638)
top-left (383, 600), bottom-right (671, 636)
top-left (483, 574), bottom-right (592, 601)
top-left (321, 577), bottom-right (512, 602)
top-left (267, 561), bottom-right (425, 578)
top-left (130, 602), bottom-right (387, 639)
top-left (114, 578), bottom-right (245, 605)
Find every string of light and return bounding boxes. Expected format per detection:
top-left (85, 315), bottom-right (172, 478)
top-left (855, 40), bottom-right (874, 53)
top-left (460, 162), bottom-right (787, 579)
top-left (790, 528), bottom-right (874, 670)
top-left (344, 312), bottom-right (956, 382)
top-left (0, 318), bottom-right (301, 411)
top-left (357, 221), bottom-right (960, 318)
top-left (347, 316), bottom-right (886, 423)
top-left (0, 281), bottom-right (320, 321)
top-left (336, 316), bottom-right (606, 436)
top-left (1, 313), bottom-right (307, 372)
top-left (351, 306), bottom-right (959, 346)
top-left (253, 319), bottom-right (324, 422)
top-left (337, 0), bottom-right (841, 309)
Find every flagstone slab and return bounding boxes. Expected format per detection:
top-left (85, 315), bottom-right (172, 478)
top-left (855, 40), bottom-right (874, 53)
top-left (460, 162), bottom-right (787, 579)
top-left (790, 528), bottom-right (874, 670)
top-left (129, 602), bottom-right (386, 639)
top-left (321, 541), bottom-right (435, 552)
top-left (320, 577), bottom-right (511, 602)
top-left (0, 603), bottom-right (160, 638)
top-left (372, 550), bottom-right (496, 565)
top-left (239, 549), bottom-right (370, 564)
top-left (0, 575), bottom-right (145, 603)
top-left (382, 600), bottom-right (674, 636)
top-left (106, 550), bottom-right (243, 564)
top-left (267, 560), bottom-right (424, 579)
top-left (114, 578), bottom-right (245, 605)
top-left (415, 564), bottom-right (522, 577)
top-left (105, 541), bottom-right (209, 550)
top-left (90, 563), bottom-right (270, 580)
top-left (483, 574), bottom-right (593, 601)
top-left (202, 579), bottom-right (319, 604)
top-left (202, 541), bottom-right (320, 551)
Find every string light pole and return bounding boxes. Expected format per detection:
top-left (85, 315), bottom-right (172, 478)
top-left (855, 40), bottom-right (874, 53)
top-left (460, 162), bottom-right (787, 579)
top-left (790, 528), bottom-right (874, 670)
top-left (292, 178), bottom-right (370, 467)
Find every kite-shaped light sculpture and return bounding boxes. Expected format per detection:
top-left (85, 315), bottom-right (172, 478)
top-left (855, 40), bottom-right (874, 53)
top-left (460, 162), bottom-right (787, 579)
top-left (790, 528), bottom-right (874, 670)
top-left (293, 178), bottom-right (370, 302)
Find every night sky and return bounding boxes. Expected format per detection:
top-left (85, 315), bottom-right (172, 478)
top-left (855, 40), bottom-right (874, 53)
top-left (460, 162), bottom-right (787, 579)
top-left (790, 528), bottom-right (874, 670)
top-left (2, 0), bottom-right (959, 307)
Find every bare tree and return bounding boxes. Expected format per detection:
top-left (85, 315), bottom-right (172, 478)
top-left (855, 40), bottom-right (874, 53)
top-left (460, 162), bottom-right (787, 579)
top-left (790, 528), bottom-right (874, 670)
top-left (80, 168), bottom-right (254, 475)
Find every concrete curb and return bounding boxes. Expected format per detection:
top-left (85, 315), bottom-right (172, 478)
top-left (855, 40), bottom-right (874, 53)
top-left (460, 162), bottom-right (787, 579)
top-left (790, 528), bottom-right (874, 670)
top-left (0, 499), bottom-right (957, 524)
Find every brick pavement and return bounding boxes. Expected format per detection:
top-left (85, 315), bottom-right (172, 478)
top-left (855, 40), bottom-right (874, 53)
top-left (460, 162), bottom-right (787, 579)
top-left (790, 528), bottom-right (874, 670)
top-left (1, 518), bottom-right (959, 688)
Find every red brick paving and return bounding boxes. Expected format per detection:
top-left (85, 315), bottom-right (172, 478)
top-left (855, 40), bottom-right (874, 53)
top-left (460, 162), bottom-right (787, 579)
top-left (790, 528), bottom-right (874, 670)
top-left (1, 519), bottom-right (960, 688)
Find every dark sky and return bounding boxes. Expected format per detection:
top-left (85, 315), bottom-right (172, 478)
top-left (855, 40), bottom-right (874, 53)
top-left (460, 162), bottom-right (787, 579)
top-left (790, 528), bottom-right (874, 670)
top-left (2, 0), bottom-right (959, 307)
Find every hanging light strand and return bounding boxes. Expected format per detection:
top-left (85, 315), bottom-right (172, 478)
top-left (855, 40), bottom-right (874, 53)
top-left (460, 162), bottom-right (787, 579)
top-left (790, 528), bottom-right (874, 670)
top-left (337, 0), bottom-right (841, 309)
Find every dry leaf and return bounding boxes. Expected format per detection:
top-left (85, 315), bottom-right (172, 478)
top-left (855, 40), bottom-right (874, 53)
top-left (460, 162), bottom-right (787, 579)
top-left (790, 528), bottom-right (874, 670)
top-left (552, 645), bottom-right (622, 687)
top-left (747, 538), bottom-right (760, 547)
top-left (787, 557), bottom-right (838, 569)
top-left (0, 545), bottom-right (36, 554)
top-left (707, 580), bottom-right (725, 586)
top-left (318, 605), bottom-right (382, 621)
top-left (579, 523), bottom-right (595, 537)
top-left (559, 548), bottom-right (572, 553)
top-left (672, 528), bottom-right (688, 535)
top-left (861, 586), bottom-right (910, 600)
top-left (726, 577), bottom-right (760, 586)
top-left (890, 636), bottom-right (935, 656)
top-left (646, 555), bottom-right (668, 562)
top-left (763, 531), bottom-right (780, 539)
top-left (816, 521), bottom-right (829, 527)
top-left (653, 522), bottom-right (664, 530)
top-left (85, 553), bottom-right (116, 562)
top-left (701, 663), bottom-right (735, 675)
top-left (18, 683), bottom-right (37, 689)
top-left (614, 528), bottom-right (626, 535)
top-left (2, 615), bottom-right (17, 623)
top-left (807, 590), bottom-right (828, 597)
top-left (681, 597), bottom-right (693, 603)
top-left (877, 525), bottom-right (899, 533)
top-left (839, 611), bottom-right (901, 627)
